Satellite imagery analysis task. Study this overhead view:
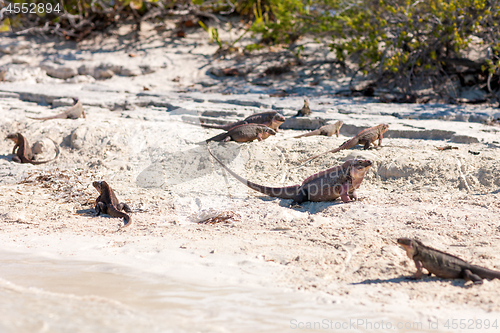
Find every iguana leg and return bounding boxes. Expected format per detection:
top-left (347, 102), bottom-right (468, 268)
top-left (378, 134), bottom-right (383, 146)
top-left (257, 133), bottom-right (263, 141)
top-left (339, 183), bottom-right (351, 203)
top-left (12, 144), bottom-right (19, 155)
top-left (290, 189), bottom-right (308, 207)
top-left (95, 202), bottom-right (107, 215)
top-left (463, 269), bottom-right (483, 285)
top-left (349, 190), bottom-right (358, 200)
top-left (118, 202), bottom-right (132, 213)
top-left (363, 141), bottom-right (370, 150)
top-left (11, 156), bottom-right (21, 163)
top-left (413, 260), bottom-right (423, 279)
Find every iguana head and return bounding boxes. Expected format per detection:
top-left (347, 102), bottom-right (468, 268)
top-left (93, 181), bottom-right (105, 193)
top-left (397, 238), bottom-right (418, 258)
top-left (272, 113), bottom-right (286, 127)
top-left (379, 124), bottom-right (389, 133)
top-left (6, 133), bottom-right (20, 143)
top-left (260, 126), bottom-right (276, 136)
top-left (267, 127), bottom-right (277, 136)
top-left (344, 159), bottom-right (372, 189)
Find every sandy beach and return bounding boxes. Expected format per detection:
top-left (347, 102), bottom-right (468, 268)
top-left (1, 24), bottom-right (500, 332)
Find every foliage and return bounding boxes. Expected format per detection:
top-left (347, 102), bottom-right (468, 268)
top-left (327, 0), bottom-right (500, 91)
top-left (2, 0), bottom-right (500, 93)
top-left (240, 0), bottom-right (500, 93)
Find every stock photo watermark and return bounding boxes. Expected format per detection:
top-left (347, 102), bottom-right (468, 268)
top-left (290, 318), bottom-right (499, 330)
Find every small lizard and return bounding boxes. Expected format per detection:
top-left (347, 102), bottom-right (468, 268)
top-left (27, 98), bottom-right (85, 121)
top-left (204, 124), bottom-right (276, 143)
top-left (92, 181), bottom-right (132, 227)
top-left (200, 111), bottom-right (285, 131)
top-left (294, 121), bottom-right (344, 139)
top-left (300, 124), bottom-right (389, 164)
top-left (295, 98), bottom-right (311, 117)
top-left (397, 238), bottom-right (500, 284)
top-left (6, 133), bottom-right (60, 165)
top-left (209, 148), bottom-right (372, 206)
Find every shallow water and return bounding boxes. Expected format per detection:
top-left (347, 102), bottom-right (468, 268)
top-left (0, 251), bottom-right (427, 333)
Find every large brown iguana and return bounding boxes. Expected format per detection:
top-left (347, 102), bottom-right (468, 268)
top-left (203, 124), bottom-right (276, 143)
top-left (209, 148), bottom-right (372, 206)
top-left (199, 111), bottom-right (285, 131)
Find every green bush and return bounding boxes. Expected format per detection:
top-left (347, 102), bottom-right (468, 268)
top-left (3, 0), bottom-right (500, 92)
top-left (237, 0), bottom-right (500, 93)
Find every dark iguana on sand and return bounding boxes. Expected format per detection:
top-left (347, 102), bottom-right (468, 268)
top-left (397, 238), bottom-right (500, 285)
top-left (294, 121), bottom-right (344, 139)
top-left (200, 111), bottom-right (285, 131)
top-left (27, 98), bottom-right (85, 121)
top-left (6, 133), bottom-right (60, 165)
top-left (295, 98), bottom-right (311, 117)
top-left (209, 148), bottom-right (372, 206)
top-left (204, 124), bottom-right (276, 143)
top-left (93, 181), bottom-right (132, 228)
top-left (300, 124), bottom-right (389, 164)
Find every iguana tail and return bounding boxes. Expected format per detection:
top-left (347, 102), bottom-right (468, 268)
top-left (294, 129), bottom-right (320, 139)
top-left (469, 265), bottom-right (500, 280)
top-left (107, 205), bottom-right (132, 227)
top-left (26, 114), bottom-right (66, 121)
top-left (208, 148), bottom-right (299, 199)
top-left (298, 146), bottom-right (344, 165)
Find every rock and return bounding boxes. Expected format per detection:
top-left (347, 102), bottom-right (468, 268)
top-left (451, 135), bottom-right (480, 144)
top-left (78, 63), bottom-right (116, 79)
top-left (70, 126), bottom-right (89, 149)
top-left (52, 98), bottom-right (76, 107)
top-left (11, 57), bottom-right (30, 65)
top-left (32, 140), bottom-right (45, 154)
top-left (94, 68), bottom-right (114, 79)
top-left (78, 64), bottom-right (94, 76)
top-left (377, 162), bottom-right (409, 179)
top-left (32, 138), bottom-right (56, 159)
top-left (140, 65), bottom-right (156, 74)
top-left (32, 138), bottom-right (52, 154)
top-left (100, 63), bottom-right (122, 74)
top-left (40, 62), bottom-right (78, 79)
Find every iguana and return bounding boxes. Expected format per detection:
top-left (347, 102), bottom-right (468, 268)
top-left (199, 111), bottom-right (285, 131)
top-left (295, 98), bottom-right (311, 117)
top-left (6, 133), bottom-right (60, 165)
top-left (93, 181), bottom-right (132, 228)
top-left (203, 124), bottom-right (276, 143)
top-left (209, 148), bottom-right (372, 206)
top-left (300, 124), bottom-right (389, 164)
top-left (397, 238), bottom-right (500, 284)
top-left (27, 98), bottom-right (85, 120)
top-left (294, 121), bottom-right (344, 138)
